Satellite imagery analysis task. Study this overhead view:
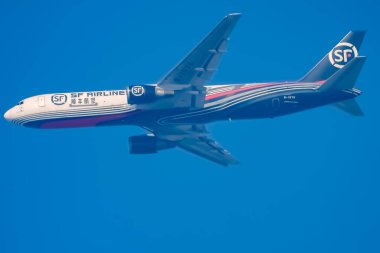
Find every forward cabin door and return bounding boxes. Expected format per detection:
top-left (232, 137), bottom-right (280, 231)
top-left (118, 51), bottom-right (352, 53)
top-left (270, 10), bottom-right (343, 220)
top-left (38, 96), bottom-right (45, 107)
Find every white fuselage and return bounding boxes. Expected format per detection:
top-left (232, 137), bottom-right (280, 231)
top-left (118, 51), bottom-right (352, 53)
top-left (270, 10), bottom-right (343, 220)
top-left (4, 90), bottom-right (134, 128)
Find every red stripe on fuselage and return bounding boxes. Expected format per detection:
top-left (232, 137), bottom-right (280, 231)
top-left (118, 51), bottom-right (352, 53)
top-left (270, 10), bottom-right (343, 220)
top-left (205, 81), bottom-right (324, 101)
top-left (205, 83), bottom-right (278, 101)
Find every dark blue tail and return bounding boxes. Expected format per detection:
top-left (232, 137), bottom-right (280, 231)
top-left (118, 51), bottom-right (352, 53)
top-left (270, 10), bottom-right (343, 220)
top-left (300, 31), bottom-right (366, 82)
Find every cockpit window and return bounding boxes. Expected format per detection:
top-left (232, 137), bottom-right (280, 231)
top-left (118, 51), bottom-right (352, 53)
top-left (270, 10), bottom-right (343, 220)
top-left (17, 101), bottom-right (24, 105)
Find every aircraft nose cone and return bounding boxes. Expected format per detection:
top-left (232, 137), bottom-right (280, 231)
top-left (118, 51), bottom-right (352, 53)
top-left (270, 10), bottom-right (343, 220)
top-left (4, 109), bottom-right (13, 121)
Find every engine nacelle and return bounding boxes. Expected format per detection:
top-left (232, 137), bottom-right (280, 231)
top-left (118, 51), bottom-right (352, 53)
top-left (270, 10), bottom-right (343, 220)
top-left (127, 84), bottom-right (173, 105)
top-left (128, 135), bottom-right (175, 154)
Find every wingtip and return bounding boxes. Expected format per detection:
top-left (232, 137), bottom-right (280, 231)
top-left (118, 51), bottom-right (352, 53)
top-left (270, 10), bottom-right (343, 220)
top-left (226, 159), bottom-right (240, 167)
top-left (227, 13), bottom-right (242, 17)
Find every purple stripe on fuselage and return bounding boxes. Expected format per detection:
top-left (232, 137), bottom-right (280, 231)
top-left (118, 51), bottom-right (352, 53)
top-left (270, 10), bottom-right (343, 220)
top-left (39, 110), bottom-right (140, 129)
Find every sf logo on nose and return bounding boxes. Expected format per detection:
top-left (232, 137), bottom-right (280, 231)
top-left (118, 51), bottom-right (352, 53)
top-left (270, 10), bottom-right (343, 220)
top-left (329, 42), bottom-right (358, 69)
top-left (51, 94), bottom-right (67, 105)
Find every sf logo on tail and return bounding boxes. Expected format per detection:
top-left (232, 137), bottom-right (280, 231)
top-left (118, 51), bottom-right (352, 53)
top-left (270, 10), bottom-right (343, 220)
top-left (329, 42), bottom-right (358, 68)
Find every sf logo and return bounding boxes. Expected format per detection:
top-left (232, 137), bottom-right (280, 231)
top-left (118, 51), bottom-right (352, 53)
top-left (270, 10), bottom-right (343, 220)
top-left (51, 94), bottom-right (67, 105)
top-left (329, 42), bottom-right (358, 68)
top-left (131, 86), bottom-right (145, 96)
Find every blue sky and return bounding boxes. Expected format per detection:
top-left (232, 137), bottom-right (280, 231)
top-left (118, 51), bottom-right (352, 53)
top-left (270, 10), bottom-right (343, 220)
top-left (1, 0), bottom-right (379, 252)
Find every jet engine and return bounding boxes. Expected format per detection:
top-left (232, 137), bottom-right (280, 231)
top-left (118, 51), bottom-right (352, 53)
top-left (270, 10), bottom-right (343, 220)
top-left (127, 84), bottom-right (173, 104)
top-left (128, 135), bottom-right (175, 154)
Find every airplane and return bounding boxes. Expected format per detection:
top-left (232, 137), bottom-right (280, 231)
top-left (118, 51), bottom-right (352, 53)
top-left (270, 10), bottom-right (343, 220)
top-left (4, 13), bottom-right (366, 166)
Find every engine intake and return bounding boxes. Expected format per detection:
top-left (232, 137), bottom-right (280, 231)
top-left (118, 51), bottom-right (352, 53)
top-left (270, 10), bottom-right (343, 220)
top-left (129, 135), bottom-right (175, 154)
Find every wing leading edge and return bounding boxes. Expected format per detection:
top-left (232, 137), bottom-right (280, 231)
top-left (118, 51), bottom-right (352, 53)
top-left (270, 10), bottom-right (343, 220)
top-left (156, 13), bottom-right (241, 108)
top-left (158, 13), bottom-right (241, 89)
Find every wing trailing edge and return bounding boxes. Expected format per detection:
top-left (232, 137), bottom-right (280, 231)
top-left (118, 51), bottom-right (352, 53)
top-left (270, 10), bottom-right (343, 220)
top-left (178, 136), bottom-right (239, 167)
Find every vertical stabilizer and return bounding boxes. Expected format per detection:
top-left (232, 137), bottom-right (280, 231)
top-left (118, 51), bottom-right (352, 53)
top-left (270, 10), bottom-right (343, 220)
top-left (300, 31), bottom-right (366, 82)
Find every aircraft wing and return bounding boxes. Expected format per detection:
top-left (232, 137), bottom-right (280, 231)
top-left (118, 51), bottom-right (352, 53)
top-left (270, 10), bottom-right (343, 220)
top-left (156, 13), bottom-right (241, 108)
top-left (146, 124), bottom-right (239, 166)
top-left (177, 136), bottom-right (239, 166)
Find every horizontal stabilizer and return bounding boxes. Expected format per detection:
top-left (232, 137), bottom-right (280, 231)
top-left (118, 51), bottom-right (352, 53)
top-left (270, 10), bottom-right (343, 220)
top-left (319, 56), bottom-right (366, 91)
top-left (333, 98), bottom-right (364, 116)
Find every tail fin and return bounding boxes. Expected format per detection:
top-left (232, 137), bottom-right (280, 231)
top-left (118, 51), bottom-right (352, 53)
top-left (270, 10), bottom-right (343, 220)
top-left (319, 56), bottom-right (366, 117)
top-left (300, 31), bottom-right (366, 82)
